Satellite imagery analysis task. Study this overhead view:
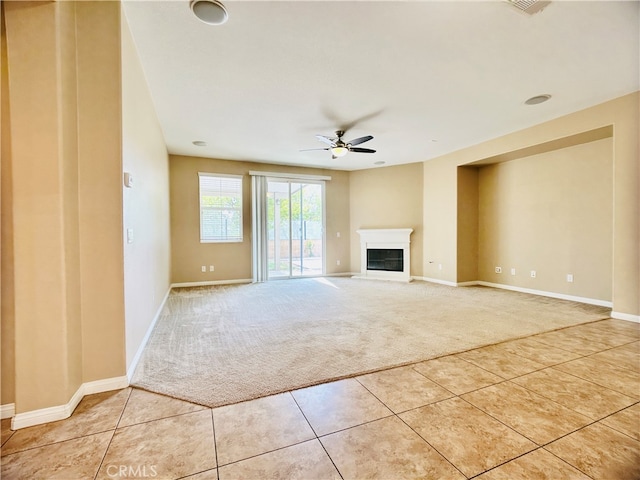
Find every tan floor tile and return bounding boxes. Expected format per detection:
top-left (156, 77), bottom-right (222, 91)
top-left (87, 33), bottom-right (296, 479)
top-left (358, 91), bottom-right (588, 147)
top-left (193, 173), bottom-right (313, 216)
top-left (475, 448), bottom-right (591, 480)
top-left (218, 439), bottom-right (340, 480)
top-left (546, 422), bottom-right (640, 480)
top-left (457, 345), bottom-right (546, 379)
top-left (554, 356), bottom-right (640, 399)
top-left (530, 329), bottom-right (610, 355)
top-left (1, 431), bottom-right (112, 480)
top-left (560, 324), bottom-right (638, 348)
top-left (1, 419), bottom-right (14, 447)
top-left (119, 388), bottom-right (207, 427)
top-left (462, 382), bottom-right (591, 445)
top-left (356, 365), bottom-right (453, 413)
top-left (582, 319), bottom-right (640, 339)
top-left (493, 337), bottom-right (582, 365)
top-left (213, 393), bottom-right (315, 466)
top-left (512, 368), bottom-right (636, 419)
top-left (1, 388), bottom-right (130, 456)
top-left (589, 341), bottom-right (639, 372)
top-left (601, 403), bottom-right (640, 441)
top-left (412, 355), bottom-right (503, 395)
top-left (400, 397), bottom-right (535, 477)
top-left (97, 409), bottom-right (216, 479)
top-left (292, 378), bottom-right (392, 436)
top-left (321, 416), bottom-right (465, 480)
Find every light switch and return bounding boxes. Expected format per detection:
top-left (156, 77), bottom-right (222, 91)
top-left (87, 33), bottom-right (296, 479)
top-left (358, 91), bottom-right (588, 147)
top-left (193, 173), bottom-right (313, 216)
top-left (124, 172), bottom-right (134, 188)
top-left (127, 228), bottom-right (134, 244)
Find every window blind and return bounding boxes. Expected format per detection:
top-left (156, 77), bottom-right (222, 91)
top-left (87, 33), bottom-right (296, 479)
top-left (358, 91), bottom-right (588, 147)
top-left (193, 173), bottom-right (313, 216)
top-left (198, 173), bottom-right (243, 242)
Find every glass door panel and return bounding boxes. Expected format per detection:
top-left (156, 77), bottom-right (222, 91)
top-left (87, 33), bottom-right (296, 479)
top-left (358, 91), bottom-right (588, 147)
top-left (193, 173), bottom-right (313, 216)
top-left (267, 181), bottom-right (291, 278)
top-left (267, 180), bottom-right (323, 279)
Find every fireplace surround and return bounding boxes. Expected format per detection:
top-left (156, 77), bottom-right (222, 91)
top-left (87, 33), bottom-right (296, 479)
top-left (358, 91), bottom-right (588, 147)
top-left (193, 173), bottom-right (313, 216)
top-left (356, 228), bottom-right (413, 282)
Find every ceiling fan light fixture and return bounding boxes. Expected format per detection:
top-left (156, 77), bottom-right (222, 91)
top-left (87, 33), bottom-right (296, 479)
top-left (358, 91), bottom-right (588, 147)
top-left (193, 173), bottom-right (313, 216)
top-left (331, 147), bottom-right (348, 157)
top-left (190, 0), bottom-right (229, 25)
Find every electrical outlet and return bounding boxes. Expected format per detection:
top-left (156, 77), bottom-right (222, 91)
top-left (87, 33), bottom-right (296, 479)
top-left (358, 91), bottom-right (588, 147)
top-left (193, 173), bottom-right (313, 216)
top-left (495, 266), bottom-right (502, 274)
top-left (209, 265), bottom-right (215, 272)
top-left (336, 260), bottom-right (341, 266)
top-left (530, 270), bottom-right (536, 278)
top-left (201, 266), bottom-right (206, 273)
top-left (510, 268), bottom-right (516, 275)
top-left (336, 232), bottom-right (341, 238)
top-left (567, 274), bottom-right (574, 283)
top-left (438, 263), bottom-right (442, 271)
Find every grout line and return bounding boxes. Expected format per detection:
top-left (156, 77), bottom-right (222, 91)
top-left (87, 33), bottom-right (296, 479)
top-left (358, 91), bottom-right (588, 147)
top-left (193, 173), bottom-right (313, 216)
top-left (1, 427), bottom-right (118, 460)
top-left (353, 376), bottom-right (471, 478)
top-left (93, 429), bottom-right (117, 480)
top-left (288, 391), bottom-right (320, 440)
top-left (93, 387), bottom-right (133, 480)
top-left (541, 447), bottom-right (597, 480)
top-left (394, 406), bottom-right (469, 479)
top-left (210, 409), bottom-right (220, 480)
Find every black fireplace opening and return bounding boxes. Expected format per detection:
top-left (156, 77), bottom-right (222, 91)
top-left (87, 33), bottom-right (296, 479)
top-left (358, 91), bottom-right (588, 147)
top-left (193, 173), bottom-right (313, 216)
top-left (367, 248), bottom-right (404, 272)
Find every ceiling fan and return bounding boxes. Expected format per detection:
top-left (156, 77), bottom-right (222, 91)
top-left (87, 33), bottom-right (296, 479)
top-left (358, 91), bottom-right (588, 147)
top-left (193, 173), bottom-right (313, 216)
top-left (301, 130), bottom-right (376, 159)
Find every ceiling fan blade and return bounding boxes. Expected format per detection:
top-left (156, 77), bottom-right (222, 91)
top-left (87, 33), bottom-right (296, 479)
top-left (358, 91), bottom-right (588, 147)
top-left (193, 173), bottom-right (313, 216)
top-left (315, 135), bottom-right (336, 147)
top-left (300, 147), bottom-right (330, 152)
top-left (349, 147), bottom-right (376, 153)
top-left (347, 135), bottom-right (373, 146)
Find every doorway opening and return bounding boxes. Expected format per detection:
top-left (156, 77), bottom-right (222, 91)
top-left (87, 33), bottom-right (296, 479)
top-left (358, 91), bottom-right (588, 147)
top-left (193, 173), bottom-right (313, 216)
top-left (267, 180), bottom-right (324, 278)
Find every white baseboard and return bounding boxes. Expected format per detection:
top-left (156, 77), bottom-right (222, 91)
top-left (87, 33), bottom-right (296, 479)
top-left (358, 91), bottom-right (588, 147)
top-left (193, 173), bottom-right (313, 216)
top-left (1, 403), bottom-right (15, 420)
top-left (611, 311), bottom-right (640, 323)
top-left (10, 375), bottom-right (128, 430)
top-left (476, 281), bottom-right (613, 308)
top-left (171, 278), bottom-right (252, 288)
top-left (126, 288), bottom-right (171, 382)
top-left (414, 276), bottom-right (459, 287)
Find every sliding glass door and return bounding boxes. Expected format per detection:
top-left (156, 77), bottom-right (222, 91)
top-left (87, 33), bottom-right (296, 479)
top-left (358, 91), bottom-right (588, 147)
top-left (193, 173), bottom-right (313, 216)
top-left (267, 180), bottom-right (324, 278)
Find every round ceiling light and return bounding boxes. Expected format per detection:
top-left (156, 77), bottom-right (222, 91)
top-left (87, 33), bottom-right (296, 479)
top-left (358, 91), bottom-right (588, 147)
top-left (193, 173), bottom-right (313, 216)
top-left (192, 140), bottom-right (207, 146)
top-left (190, 0), bottom-right (228, 25)
top-left (524, 94), bottom-right (552, 105)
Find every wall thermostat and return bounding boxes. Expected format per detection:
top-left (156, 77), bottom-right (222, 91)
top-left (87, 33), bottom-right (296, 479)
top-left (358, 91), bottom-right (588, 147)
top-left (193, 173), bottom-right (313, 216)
top-left (123, 172), bottom-right (134, 188)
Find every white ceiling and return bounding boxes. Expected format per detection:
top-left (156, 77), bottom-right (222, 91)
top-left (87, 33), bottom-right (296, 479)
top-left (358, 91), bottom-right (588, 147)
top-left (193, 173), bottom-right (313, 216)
top-left (123, 1), bottom-right (639, 171)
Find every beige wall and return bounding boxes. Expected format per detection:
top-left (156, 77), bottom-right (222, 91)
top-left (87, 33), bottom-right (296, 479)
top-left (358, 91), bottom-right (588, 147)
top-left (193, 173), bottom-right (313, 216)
top-left (456, 167), bottom-right (478, 283)
top-left (2, 1), bottom-right (126, 412)
top-left (121, 11), bottom-right (171, 371)
top-left (1, 3), bottom-right (15, 406)
top-left (478, 138), bottom-right (613, 300)
top-left (349, 163), bottom-right (423, 276)
top-left (425, 92), bottom-right (639, 315)
top-left (423, 158), bottom-right (458, 282)
top-left (76, 1), bottom-right (126, 384)
top-left (170, 156), bottom-right (351, 283)
top-left (4, 0), bottom-right (82, 412)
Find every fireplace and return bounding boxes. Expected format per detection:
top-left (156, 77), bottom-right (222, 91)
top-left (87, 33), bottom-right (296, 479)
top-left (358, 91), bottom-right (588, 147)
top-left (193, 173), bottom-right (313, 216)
top-left (356, 229), bottom-right (413, 282)
top-left (367, 249), bottom-right (403, 272)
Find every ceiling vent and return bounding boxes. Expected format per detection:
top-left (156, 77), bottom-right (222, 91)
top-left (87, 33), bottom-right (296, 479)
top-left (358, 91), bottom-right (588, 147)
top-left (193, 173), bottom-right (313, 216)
top-left (505, 0), bottom-right (551, 15)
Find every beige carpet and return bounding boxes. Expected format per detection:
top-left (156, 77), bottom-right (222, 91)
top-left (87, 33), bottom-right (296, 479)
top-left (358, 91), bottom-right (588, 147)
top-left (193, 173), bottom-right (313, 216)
top-left (131, 277), bottom-right (610, 408)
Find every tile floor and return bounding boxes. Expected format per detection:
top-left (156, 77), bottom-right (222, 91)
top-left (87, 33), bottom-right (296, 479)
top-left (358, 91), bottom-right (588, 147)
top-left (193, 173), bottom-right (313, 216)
top-left (1, 318), bottom-right (638, 480)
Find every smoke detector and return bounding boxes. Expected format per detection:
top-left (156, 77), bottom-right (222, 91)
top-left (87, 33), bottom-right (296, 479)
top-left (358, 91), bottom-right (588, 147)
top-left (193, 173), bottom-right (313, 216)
top-left (505, 0), bottom-right (550, 15)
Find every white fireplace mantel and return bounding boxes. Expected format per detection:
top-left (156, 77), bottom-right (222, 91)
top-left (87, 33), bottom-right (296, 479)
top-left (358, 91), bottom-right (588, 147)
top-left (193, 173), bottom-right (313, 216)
top-left (355, 228), bottom-right (413, 282)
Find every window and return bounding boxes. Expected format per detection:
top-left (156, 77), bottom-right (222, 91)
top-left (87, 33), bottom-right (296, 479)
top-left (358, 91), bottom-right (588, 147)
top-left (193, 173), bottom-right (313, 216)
top-left (199, 173), bottom-right (243, 242)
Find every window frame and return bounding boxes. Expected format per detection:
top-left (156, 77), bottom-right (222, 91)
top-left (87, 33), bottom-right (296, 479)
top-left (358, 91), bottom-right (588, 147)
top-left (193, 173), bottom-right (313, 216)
top-left (198, 172), bottom-right (244, 243)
